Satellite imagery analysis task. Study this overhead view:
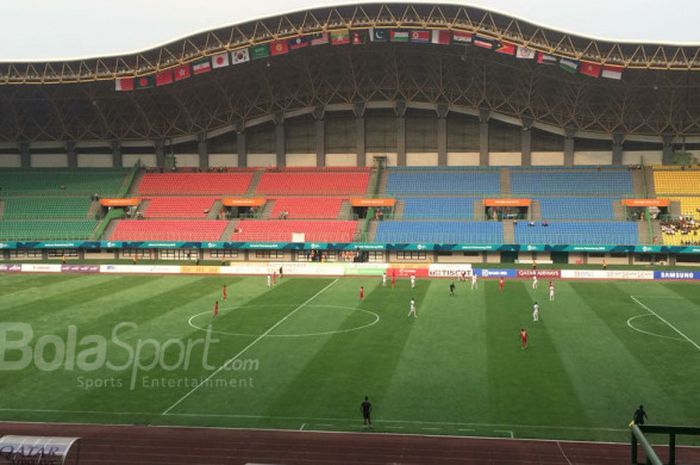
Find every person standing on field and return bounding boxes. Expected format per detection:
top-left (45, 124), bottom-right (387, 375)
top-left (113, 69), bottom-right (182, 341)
top-left (361, 396), bottom-right (372, 426)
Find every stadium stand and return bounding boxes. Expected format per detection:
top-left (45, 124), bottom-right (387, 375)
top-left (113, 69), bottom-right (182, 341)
top-left (667, 197), bottom-right (700, 219)
top-left (537, 198), bottom-right (616, 220)
top-left (511, 170), bottom-right (633, 195)
top-left (231, 220), bottom-right (358, 242)
top-left (652, 170), bottom-right (700, 195)
top-left (110, 220), bottom-right (228, 241)
top-left (660, 217), bottom-right (700, 245)
top-left (143, 197), bottom-right (217, 218)
top-left (255, 171), bottom-right (369, 195)
top-left (269, 197), bottom-right (344, 219)
top-left (375, 221), bottom-right (502, 243)
top-left (137, 173), bottom-right (253, 195)
top-left (401, 197), bottom-right (475, 219)
top-left (386, 170), bottom-right (500, 195)
top-left (0, 220), bottom-right (97, 240)
top-left (514, 222), bottom-right (638, 245)
top-left (0, 169), bottom-right (127, 196)
top-left (2, 197), bottom-right (93, 219)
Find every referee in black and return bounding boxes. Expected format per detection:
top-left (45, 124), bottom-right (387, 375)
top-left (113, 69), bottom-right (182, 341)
top-left (361, 396), bottom-right (372, 427)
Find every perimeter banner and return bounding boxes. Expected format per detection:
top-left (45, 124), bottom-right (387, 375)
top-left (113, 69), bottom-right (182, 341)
top-left (516, 269), bottom-right (561, 278)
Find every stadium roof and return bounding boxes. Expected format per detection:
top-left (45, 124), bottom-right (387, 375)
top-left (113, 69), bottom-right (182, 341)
top-left (2, 0), bottom-right (700, 62)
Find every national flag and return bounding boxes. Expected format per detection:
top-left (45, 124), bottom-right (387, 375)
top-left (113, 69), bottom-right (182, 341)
top-left (250, 44), bottom-right (270, 60)
top-left (473, 35), bottom-right (494, 49)
top-left (270, 40), bottom-right (289, 56)
top-left (192, 58), bottom-right (212, 75)
top-left (211, 52), bottom-right (230, 69)
top-left (115, 77), bottom-right (134, 92)
top-left (495, 41), bottom-right (516, 55)
top-left (410, 30), bottom-right (430, 43)
top-left (390, 30), bottom-right (409, 42)
top-left (351, 30), bottom-right (365, 45)
top-left (155, 69), bottom-right (173, 86)
top-left (330, 30), bottom-right (350, 45)
top-left (536, 52), bottom-right (557, 65)
top-left (579, 61), bottom-right (601, 78)
top-left (601, 65), bottom-right (623, 80)
top-left (452, 31), bottom-right (473, 43)
top-left (134, 75), bottom-right (155, 90)
top-left (431, 30), bottom-right (451, 45)
top-left (311, 32), bottom-right (329, 46)
top-left (288, 35), bottom-right (311, 50)
top-left (231, 48), bottom-right (250, 65)
top-left (370, 28), bottom-right (389, 42)
top-left (516, 46), bottom-right (536, 59)
top-left (559, 57), bottom-right (578, 73)
top-left (173, 65), bottom-right (191, 81)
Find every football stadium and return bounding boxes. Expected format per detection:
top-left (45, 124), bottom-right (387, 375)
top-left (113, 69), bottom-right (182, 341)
top-left (1, 2), bottom-right (700, 464)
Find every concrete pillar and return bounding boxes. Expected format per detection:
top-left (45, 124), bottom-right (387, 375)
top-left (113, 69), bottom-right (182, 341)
top-left (19, 142), bottom-right (30, 168)
top-left (197, 134), bottom-right (209, 169)
top-left (396, 101), bottom-right (407, 167)
top-left (662, 134), bottom-right (674, 165)
top-left (66, 141), bottom-right (77, 168)
top-left (612, 133), bottom-right (624, 165)
top-left (479, 108), bottom-right (490, 166)
top-left (354, 103), bottom-right (366, 167)
top-left (236, 125), bottom-right (247, 168)
top-left (275, 113), bottom-right (285, 168)
top-left (521, 116), bottom-right (533, 167)
top-left (564, 127), bottom-right (576, 166)
top-left (111, 140), bottom-right (122, 168)
top-left (154, 140), bottom-right (165, 168)
top-left (437, 103), bottom-right (448, 166)
top-left (314, 106), bottom-right (325, 168)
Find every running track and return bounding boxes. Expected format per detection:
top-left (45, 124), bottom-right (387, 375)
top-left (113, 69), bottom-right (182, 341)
top-left (1, 422), bottom-right (699, 465)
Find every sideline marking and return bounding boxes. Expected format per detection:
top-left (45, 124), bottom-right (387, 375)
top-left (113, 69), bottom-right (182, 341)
top-left (626, 314), bottom-right (684, 342)
top-left (162, 279), bottom-right (339, 415)
top-left (188, 304), bottom-right (380, 338)
top-left (557, 441), bottom-right (574, 465)
top-left (495, 429), bottom-right (515, 439)
top-left (299, 423), bottom-right (306, 431)
top-left (631, 296), bottom-right (700, 351)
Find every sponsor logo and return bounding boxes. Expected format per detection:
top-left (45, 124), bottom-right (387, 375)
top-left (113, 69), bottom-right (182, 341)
top-left (516, 269), bottom-right (561, 278)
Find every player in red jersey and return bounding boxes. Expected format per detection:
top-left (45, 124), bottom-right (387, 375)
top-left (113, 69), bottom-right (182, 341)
top-left (391, 272), bottom-right (396, 289)
top-left (272, 272), bottom-right (277, 286)
top-left (520, 328), bottom-right (528, 349)
top-left (359, 286), bottom-right (365, 301)
top-left (498, 276), bottom-right (505, 291)
top-left (222, 285), bottom-right (227, 302)
top-left (213, 300), bottom-right (219, 318)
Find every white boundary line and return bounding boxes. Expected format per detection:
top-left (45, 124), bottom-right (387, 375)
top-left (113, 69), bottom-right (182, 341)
top-left (557, 441), bottom-right (574, 465)
top-left (494, 429), bottom-right (515, 439)
top-left (161, 279), bottom-right (338, 415)
top-left (626, 315), bottom-right (684, 342)
top-left (631, 296), bottom-right (700, 352)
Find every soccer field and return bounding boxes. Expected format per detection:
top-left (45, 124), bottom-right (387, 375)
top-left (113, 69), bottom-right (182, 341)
top-left (1, 273), bottom-right (699, 442)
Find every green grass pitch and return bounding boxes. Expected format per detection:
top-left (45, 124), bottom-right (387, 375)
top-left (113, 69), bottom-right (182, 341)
top-left (1, 273), bottom-right (699, 442)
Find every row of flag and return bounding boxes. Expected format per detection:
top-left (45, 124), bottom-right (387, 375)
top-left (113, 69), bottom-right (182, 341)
top-left (115, 28), bottom-right (623, 91)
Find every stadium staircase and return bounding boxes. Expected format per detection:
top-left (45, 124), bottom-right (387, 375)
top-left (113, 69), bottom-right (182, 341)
top-left (338, 200), bottom-right (353, 220)
top-left (127, 170), bottom-right (145, 196)
top-left (246, 170), bottom-right (263, 196)
top-left (220, 221), bottom-right (239, 241)
top-left (0, 200), bottom-right (4, 219)
top-left (637, 221), bottom-right (651, 245)
top-left (207, 200), bottom-right (223, 219)
top-left (500, 168), bottom-right (511, 195)
top-left (373, 167), bottom-right (388, 196)
top-left (472, 200), bottom-right (484, 220)
top-left (630, 169), bottom-right (646, 196)
top-left (643, 167), bottom-right (656, 196)
top-left (502, 220), bottom-right (515, 243)
top-left (86, 200), bottom-right (100, 219)
top-left (530, 200), bottom-right (541, 220)
top-left (392, 201), bottom-right (405, 220)
top-left (136, 200), bottom-right (150, 216)
top-left (260, 201), bottom-right (275, 219)
top-left (612, 201), bottom-right (626, 220)
top-left (367, 221), bottom-right (378, 242)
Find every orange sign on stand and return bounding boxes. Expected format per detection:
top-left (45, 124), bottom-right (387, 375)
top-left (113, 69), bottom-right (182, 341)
top-left (99, 198), bottom-right (141, 207)
top-left (222, 198), bottom-right (267, 207)
top-left (350, 198), bottom-right (396, 207)
top-left (483, 198), bottom-right (531, 207)
top-left (621, 199), bottom-right (670, 207)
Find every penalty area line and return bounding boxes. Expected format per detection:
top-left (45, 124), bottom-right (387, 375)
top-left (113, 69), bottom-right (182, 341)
top-left (161, 279), bottom-right (339, 415)
top-left (631, 296), bottom-right (700, 352)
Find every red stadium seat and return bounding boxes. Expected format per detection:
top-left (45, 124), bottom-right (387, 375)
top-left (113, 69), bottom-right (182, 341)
top-left (110, 220), bottom-right (228, 241)
top-left (231, 220), bottom-right (357, 242)
top-left (270, 197), bottom-right (344, 219)
top-left (144, 197), bottom-right (217, 218)
top-left (137, 173), bottom-right (253, 195)
top-left (256, 172), bottom-right (369, 195)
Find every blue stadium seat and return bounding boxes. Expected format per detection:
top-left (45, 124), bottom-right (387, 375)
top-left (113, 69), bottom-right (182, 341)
top-left (537, 198), bottom-right (616, 220)
top-left (386, 171), bottom-right (501, 195)
top-left (511, 171), bottom-right (633, 195)
top-left (402, 198), bottom-right (475, 219)
top-left (514, 222), bottom-right (637, 245)
top-left (375, 221), bottom-right (502, 243)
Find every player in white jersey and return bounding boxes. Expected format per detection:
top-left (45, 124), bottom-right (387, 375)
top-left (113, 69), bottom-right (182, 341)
top-left (471, 273), bottom-right (478, 290)
top-left (532, 301), bottom-right (540, 321)
top-left (408, 298), bottom-right (417, 318)
top-left (382, 273), bottom-right (387, 287)
top-left (267, 274), bottom-right (272, 288)
top-left (532, 275), bottom-right (538, 289)
top-left (548, 282), bottom-right (555, 301)
top-left (410, 274), bottom-right (416, 288)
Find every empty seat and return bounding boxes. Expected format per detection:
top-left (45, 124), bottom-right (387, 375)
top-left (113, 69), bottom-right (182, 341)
top-left (143, 197), bottom-right (217, 218)
top-left (270, 197), bottom-right (344, 219)
top-left (0, 220), bottom-right (97, 240)
top-left (110, 220), bottom-right (228, 241)
top-left (401, 197), bottom-right (475, 219)
top-left (514, 222), bottom-right (638, 245)
top-left (255, 172), bottom-right (369, 195)
top-left (3, 197), bottom-right (93, 219)
top-left (231, 220), bottom-right (357, 242)
top-left (537, 198), bottom-right (615, 220)
top-left (137, 173), bottom-right (253, 195)
top-left (653, 171), bottom-right (700, 195)
top-left (511, 171), bottom-right (633, 195)
top-left (375, 221), bottom-right (502, 243)
top-left (386, 171), bottom-right (500, 195)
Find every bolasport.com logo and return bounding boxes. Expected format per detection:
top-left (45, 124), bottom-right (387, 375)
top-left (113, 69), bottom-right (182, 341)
top-left (0, 322), bottom-right (258, 391)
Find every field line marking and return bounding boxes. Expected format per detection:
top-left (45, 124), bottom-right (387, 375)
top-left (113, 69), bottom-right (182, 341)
top-left (161, 279), bottom-right (339, 415)
top-left (631, 296), bottom-right (700, 352)
top-left (299, 423), bottom-right (306, 431)
top-left (626, 315), bottom-right (684, 342)
top-left (557, 441), bottom-right (574, 465)
top-left (494, 429), bottom-right (514, 439)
